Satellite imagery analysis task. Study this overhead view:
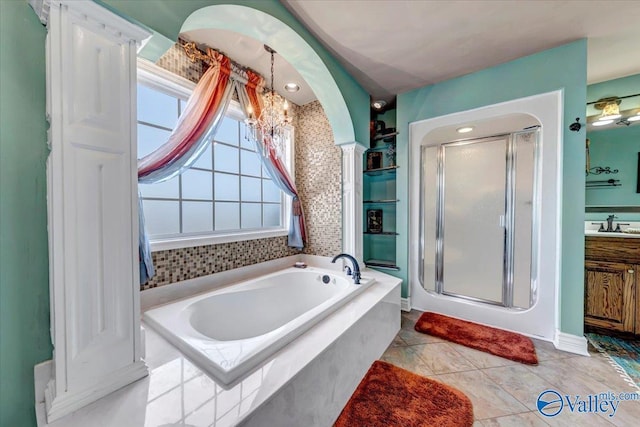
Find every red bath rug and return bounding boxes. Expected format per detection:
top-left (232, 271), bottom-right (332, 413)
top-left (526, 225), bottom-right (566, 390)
top-left (415, 312), bottom-right (538, 365)
top-left (334, 360), bottom-right (473, 427)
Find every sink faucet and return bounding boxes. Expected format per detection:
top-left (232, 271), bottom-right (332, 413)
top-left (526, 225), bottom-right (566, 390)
top-left (606, 215), bottom-right (616, 232)
top-left (331, 253), bottom-right (361, 284)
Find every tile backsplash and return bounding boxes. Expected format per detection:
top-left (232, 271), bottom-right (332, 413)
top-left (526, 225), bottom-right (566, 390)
top-left (142, 43), bottom-right (342, 290)
top-left (143, 236), bottom-right (299, 290)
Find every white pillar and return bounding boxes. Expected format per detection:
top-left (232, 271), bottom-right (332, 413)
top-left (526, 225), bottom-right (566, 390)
top-left (30, 0), bottom-right (150, 422)
top-left (340, 143), bottom-right (366, 264)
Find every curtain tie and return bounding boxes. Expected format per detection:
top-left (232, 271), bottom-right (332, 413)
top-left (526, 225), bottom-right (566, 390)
top-left (292, 197), bottom-right (302, 217)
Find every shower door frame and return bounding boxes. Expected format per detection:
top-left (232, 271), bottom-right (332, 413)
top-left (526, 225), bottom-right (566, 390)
top-left (421, 128), bottom-right (540, 309)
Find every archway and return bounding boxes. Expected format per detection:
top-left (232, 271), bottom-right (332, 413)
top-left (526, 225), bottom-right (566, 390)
top-left (142, 4), bottom-right (357, 145)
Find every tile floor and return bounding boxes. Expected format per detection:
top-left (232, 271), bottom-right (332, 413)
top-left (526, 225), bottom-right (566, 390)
top-left (381, 310), bottom-right (640, 426)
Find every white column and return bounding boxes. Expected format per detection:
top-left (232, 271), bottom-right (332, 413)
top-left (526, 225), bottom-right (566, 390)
top-left (340, 143), bottom-right (366, 264)
top-left (30, 0), bottom-right (151, 422)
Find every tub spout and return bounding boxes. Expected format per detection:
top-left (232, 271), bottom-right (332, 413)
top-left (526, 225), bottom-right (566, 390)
top-left (331, 253), bottom-right (361, 284)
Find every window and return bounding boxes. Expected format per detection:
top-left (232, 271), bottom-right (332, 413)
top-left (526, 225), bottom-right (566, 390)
top-left (137, 61), bottom-right (290, 250)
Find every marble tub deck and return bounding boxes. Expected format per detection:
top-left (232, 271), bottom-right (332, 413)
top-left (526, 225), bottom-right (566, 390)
top-left (383, 310), bottom-right (640, 427)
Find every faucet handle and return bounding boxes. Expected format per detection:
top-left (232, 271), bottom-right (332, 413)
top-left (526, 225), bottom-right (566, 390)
top-left (344, 266), bottom-right (352, 276)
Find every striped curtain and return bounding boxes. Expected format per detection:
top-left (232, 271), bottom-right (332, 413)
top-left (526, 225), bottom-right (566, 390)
top-left (138, 50), bottom-right (234, 284)
top-left (236, 69), bottom-right (307, 248)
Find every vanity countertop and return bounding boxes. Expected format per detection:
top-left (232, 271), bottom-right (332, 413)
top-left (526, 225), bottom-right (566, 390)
top-left (584, 221), bottom-right (640, 239)
top-left (585, 230), bottom-right (640, 239)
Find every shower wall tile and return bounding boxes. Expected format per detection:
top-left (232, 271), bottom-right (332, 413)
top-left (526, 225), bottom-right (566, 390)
top-left (142, 44), bottom-right (340, 290)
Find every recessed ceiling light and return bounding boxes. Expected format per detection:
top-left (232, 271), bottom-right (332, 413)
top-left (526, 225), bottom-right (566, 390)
top-left (457, 126), bottom-right (474, 133)
top-left (284, 83), bottom-right (300, 92)
top-left (592, 120), bottom-right (614, 126)
top-left (371, 100), bottom-right (387, 110)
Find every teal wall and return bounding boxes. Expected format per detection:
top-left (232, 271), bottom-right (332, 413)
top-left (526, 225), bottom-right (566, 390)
top-left (102, 0), bottom-right (370, 145)
top-left (586, 125), bottom-right (640, 207)
top-left (396, 40), bottom-right (588, 336)
top-left (0, 1), bottom-right (53, 426)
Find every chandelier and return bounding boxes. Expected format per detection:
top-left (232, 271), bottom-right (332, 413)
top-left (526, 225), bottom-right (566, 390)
top-left (245, 46), bottom-right (292, 159)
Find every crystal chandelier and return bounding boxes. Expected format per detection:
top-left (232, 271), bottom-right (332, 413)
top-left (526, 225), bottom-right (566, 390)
top-left (245, 46), bottom-right (292, 159)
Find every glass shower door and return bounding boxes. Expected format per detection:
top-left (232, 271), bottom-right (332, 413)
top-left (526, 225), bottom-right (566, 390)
top-left (439, 137), bottom-right (508, 304)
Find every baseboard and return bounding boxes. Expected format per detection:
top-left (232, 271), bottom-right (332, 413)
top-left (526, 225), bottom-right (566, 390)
top-left (44, 360), bottom-right (148, 423)
top-left (554, 330), bottom-right (590, 356)
top-left (401, 297), bottom-right (411, 312)
top-left (34, 360), bottom-right (53, 405)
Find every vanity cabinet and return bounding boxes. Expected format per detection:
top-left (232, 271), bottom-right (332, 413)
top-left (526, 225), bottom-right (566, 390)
top-left (584, 237), bottom-right (640, 334)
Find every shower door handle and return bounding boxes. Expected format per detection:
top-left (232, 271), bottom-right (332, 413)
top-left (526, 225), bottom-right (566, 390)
top-left (499, 214), bottom-right (506, 228)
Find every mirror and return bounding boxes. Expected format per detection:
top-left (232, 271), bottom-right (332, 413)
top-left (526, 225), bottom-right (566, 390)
top-left (585, 74), bottom-right (640, 214)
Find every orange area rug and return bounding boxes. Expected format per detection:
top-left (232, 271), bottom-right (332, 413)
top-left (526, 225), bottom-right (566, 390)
top-left (415, 312), bottom-right (538, 365)
top-left (334, 360), bottom-right (473, 427)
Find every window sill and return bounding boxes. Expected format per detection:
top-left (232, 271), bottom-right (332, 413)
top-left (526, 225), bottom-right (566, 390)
top-left (149, 229), bottom-right (289, 252)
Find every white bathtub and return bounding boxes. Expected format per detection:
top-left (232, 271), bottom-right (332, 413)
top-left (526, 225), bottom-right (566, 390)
top-left (143, 266), bottom-right (374, 386)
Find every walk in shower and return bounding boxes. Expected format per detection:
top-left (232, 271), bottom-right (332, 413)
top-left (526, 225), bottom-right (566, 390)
top-left (408, 92), bottom-right (563, 341)
top-left (419, 128), bottom-right (539, 310)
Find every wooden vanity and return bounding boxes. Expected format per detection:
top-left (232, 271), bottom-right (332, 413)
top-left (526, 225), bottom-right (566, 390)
top-left (584, 236), bottom-right (640, 334)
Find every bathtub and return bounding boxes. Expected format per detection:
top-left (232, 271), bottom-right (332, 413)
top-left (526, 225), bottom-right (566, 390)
top-left (143, 266), bottom-right (375, 386)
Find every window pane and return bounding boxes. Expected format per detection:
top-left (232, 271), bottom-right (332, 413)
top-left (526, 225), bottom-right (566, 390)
top-left (241, 150), bottom-right (262, 177)
top-left (182, 201), bottom-right (213, 234)
top-left (142, 200), bottom-right (180, 236)
top-left (263, 204), bottom-right (281, 227)
top-left (215, 202), bottom-right (239, 230)
top-left (137, 84), bottom-right (179, 129)
top-left (192, 144), bottom-right (212, 170)
top-left (241, 177), bottom-right (261, 202)
top-left (215, 116), bottom-right (239, 146)
top-left (181, 169), bottom-right (212, 200)
top-left (240, 123), bottom-right (254, 150)
top-left (241, 203), bottom-right (262, 229)
top-left (214, 143), bottom-right (239, 173)
top-left (139, 176), bottom-right (179, 199)
top-left (214, 173), bottom-right (239, 201)
top-left (262, 164), bottom-right (271, 179)
top-left (138, 124), bottom-right (171, 159)
top-left (262, 179), bottom-right (281, 203)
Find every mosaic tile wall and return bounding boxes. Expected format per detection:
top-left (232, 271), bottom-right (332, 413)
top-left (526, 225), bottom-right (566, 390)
top-left (294, 101), bottom-right (343, 257)
top-left (155, 42), bottom-right (203, 84)
top-left (143, 237), bottom-right (298, 290)
top-left (143, 44), bottom-right (340, 290)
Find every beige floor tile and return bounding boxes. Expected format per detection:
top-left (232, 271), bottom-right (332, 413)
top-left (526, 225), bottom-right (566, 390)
top-left (527, 357), bottom-right (612, 396)
top-left (401, 309), bottom-right (424, 322)
top-left (531, 339), bottom-right (576, 361)
top-left (480, 411), bottom-right (549, 426)
top-left (380, 346), bottom-right (433, 376)
top-left (595, 392), bottom-right (640, 427)
top-left (398, 327), bottom-right (444, 345)
top-left (384, 324), bottom-right (639, 426)
top-left (411, 342), bottom-right (477, 374)
top-left (482, 365), bottom-right (563, 411)
top-left (433, 370), bottom-right (529, 419)
top-left (389, 334), bottom-right (406, 347)
top-left (534, 409), bottom-right (614, 426)
top-left (448, 342), bottom-right (519, 369)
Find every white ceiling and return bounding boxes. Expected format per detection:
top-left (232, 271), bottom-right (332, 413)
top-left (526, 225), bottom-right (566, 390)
top-left (181, 29), bottom-right (317, 106)
top-left (281, 0), bottom-right (640, 103)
